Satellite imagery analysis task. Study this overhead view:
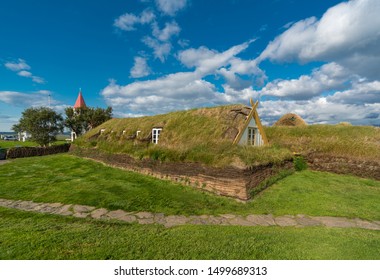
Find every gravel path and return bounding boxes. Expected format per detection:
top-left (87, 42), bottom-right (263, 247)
top-left (1, 198), bottom-right (379, 230)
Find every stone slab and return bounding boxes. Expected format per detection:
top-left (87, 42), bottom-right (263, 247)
top-left (295, 215), bottom-right (322, 227)
top-left (119, 215), bottom-right (137, 223)
top-left (73, 205), bottom-right (96, 213)
top-left (313, 216), bottom-right (357, 228)
top-left (246, 214), bottom-right (276, 226)
top-left (165, 215), bottom-right (189, 227)
top-left (228, 217), bottom-right (255, 226)
top-left (107, 210), bottom-right (128, 219)
top-left (136, 212), bottom-right (154, 219)
top-left (274, 215), bottom-right (297, 227)
top-left (354, 219), bottom-right (380, 231)
top-left (90, 208), bottom-right (108, 219)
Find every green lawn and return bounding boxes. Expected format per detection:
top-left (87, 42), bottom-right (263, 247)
top-left (0, 154), bottom-right (379, 220)
top-left (249, 170), bottom-right (380, 220)
top-left (1, 207), bottom-right (379, 260)
top-left (0, 140), bottom-right (67, 148)
top-left (0, 140), bottom-right (38, 148)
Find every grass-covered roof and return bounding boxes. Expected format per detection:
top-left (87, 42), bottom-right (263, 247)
top-left (76, 104), bottom-right (380, 167)
top-left (83, 104), bottom-right (250, 146)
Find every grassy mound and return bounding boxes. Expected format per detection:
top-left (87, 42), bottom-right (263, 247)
top-left (274, 113), bottom-right (307, 126)
top-left (266, 125), bottom-right (380, 161)
top-left (75, 105), bottom-right (380, 167)
top-left (76, 105), bottom-right (292, 167)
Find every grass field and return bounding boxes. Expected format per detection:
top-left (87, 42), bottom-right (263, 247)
top-left (0, 140), bottom-right (67, 149)
top-left (1, 207), bottom-right (379, 260)
top-left (1, 154), bottom-right (379, 220)
top-left (1, 154), bottom-right (380, 260)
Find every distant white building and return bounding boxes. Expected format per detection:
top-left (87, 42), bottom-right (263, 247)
top-left (18, 131), bottom-right (31, 142)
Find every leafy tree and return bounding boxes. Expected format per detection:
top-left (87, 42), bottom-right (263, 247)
top-left (64, 106), bottom-right (112, 136)
top-left (11, 123), bottom-right (22, 135)
top-left (14, 107), bottom-right (64, 147)
top-left (85, 106), bottom-right (113, 130)
top-left (64, 107), bottom-right (87, 136)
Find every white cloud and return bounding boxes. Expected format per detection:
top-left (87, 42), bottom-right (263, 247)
top-left (114, 9), bottom-right (155, 31)
top-left (31, 76), bottom-right (45, 84)
top-left (155, 0), bottom-right (187, 16)
top-left (101, 75), bottom-right (220, 114)
top-left (152, 21), bottom-right (181, 41)
top-left (259, 0), bottom-right (380, 79)
top-left (178, 40), bottom-right (265, 89)
top-left (144, 21), bottom-right (181, 61)
top-left (328, 80), bottom-right (380, 104)
top-left (142, 36), bottom-right (172, 62)
top-left (101, 40), bottom-right (264, 117)
top-left (17, 71), bottom-right (45, 84)
top-left (130, 56), bottom-right (152, 78)
top-left (101, 38), bottom-right (380, 126)
top-left (4, 58), bottom-right (46, 84)
top-left (178, 46), bottom-right (218, 69)
top-left (260, 62), bottom-right (350, 99)
top-left (177, 39), bottom-right (190, 48)
top-left (17, 70), bottom-right (33, 77)
top-left (0, 91), bottom-right (53, 108)
top-left (178, 40), bottom-right (255, 76)
top-left (259, 99), bottom-right (380, 126)
top-left (4, 59), bottom-right (30, 72)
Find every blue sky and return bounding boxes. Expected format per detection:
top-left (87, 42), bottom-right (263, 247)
top-left (1, 0), bottom-right (379, 131)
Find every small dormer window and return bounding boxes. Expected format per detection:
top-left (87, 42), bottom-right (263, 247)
top-left (152, 128), bottom-right (162, 144)
top-left (100, 129), bottom-right (105, 134)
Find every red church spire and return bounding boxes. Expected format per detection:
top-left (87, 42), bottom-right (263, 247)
top-left (74, 88), bottom-right (86, 109)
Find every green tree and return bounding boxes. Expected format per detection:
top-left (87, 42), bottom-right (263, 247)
top-left (64, 106), bottom-right (112, 136)
top-left (64, 107), bottom-right (87, 136)
top-left (14, 107), bottom-right (64, 146)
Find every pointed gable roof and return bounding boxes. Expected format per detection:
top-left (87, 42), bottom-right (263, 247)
top-left (233, 99), bottom-right (268, 145)
top-left (74, 89), bottom-right (86, 109)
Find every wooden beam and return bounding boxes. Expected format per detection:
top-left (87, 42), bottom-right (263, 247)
top-left (233, 99), bottom-right (268, 145)
top-left (233, 101), bottom-right (258, 145)
top-left (253, 110), bottom-right (268, 145)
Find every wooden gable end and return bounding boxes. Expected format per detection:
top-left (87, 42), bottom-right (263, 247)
top-left (233, 99), bottom-right (268, 146)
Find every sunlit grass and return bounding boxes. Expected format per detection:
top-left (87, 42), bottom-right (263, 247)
top-left (1, 154), bottom-right (379, 220)
top-left (1, 207), bottom-right (379, 260)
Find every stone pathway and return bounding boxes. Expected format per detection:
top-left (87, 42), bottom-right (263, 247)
top-left (1, 198), bottom-right (379, 231)
top-left (0, 160), bottom-right (9, 165)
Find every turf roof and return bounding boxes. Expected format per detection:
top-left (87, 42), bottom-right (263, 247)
top-left (83, 104), bottom-right (251, 147)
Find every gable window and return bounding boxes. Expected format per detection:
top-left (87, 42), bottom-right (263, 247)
top-left (247, 127), bottom-right (256, 145)
top-left (152, 128), bottom-right (162, 144)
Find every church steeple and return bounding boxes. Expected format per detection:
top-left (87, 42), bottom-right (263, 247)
top-left (73, 88), bottom-right (86, 109)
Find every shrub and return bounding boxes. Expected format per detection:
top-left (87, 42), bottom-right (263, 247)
top-left (293, 156), bottom-right (308, 171)
top-left (0, 148), bottom-right (7, 160)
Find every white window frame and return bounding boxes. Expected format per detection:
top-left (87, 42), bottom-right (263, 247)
top-left (152, 128), bottom-right (162, 144)
top-left (247, 127), bottom-right (256, 146)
